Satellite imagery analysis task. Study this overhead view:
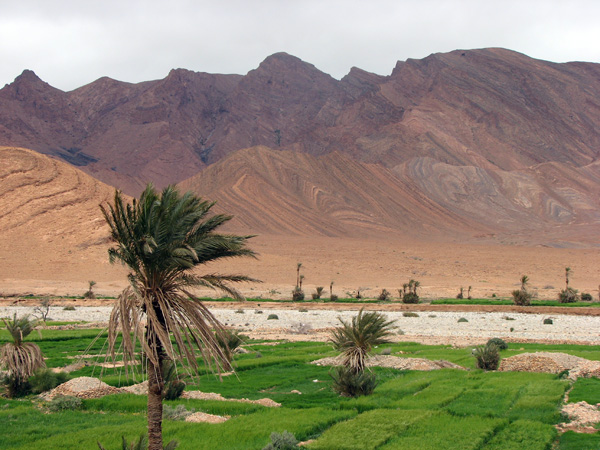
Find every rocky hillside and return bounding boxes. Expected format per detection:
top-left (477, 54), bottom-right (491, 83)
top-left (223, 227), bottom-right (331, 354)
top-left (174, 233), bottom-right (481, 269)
top-left (1, 48), bottom-right (599, 243)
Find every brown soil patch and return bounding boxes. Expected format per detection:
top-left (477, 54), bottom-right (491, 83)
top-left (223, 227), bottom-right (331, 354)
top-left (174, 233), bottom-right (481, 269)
top-left (499, 352), bottom-right (600, 379)
top-left (185, 412), bottom-right (230, 423)
top-left (181, 390), bottom-right (281, 407)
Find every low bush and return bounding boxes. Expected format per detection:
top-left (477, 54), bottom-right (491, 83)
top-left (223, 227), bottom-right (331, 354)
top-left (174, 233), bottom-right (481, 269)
top-left (457, 317), bottom-right (468, 323)
top-left (486, 338), bottom-right (508, 350)
top-left (47, 395), bottom-right (82, 412)
top-left (380, 348), bottom-right (392, 355)
top-left (262, 431), bottom-right (298, 450)
top-left (267, 314), bottom-right (279, 320)
top-left (29, 368), bottom-right (69, 394)
top-left (63, 306), bottom-right (76, 311)
top-left (378, 289), bottom-right (391, 301)
top-left (330, 294), bottom-right (338, 302)
top-left (473, 343), bottom-right (500, 370)
top-left (330, 366), bottom-right (378, 397)
top-left (581, 292), bottom-right (593, 302)
top-left (292, 288), bottom-right (305, 302)
top-left (163, 404), bottom-right (194, 421)
top-left (402, 292), bottom-right (419, 304)
top-left (402, 312), bottom-right (418, 317)
top-left (543, 318), bottom-right (553, 325)
top-left (559, 287), bottom-right (579, 303)
top-left (2, 375), bottom-right (31, 398)
top-left (98, 434), bottom-right (178, 450)
top-left (512, 289), bottom-right (532, 306)
top-left (235, 309), bottom-right (245, 314)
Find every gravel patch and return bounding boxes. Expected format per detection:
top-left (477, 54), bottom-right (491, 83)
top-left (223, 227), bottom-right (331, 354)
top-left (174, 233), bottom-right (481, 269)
top-left (3, 305), bottom-right (598, 345)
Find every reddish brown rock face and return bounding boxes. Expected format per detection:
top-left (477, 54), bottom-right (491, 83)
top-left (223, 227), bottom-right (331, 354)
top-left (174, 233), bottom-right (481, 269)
top-left (0, 48), bottom-right (599, 245)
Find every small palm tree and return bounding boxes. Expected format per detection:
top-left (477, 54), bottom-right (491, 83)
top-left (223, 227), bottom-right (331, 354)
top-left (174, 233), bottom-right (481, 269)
top-left (0, 314), bottom-right (45, 396)
top-left (329, 308), bottom-right (396, 374)
top-left (565, 267), bottom-right (571, 289)
top-left (296, 263), bottom-right (302, 289)
top-left (101, 185), bottom-right (257, 450)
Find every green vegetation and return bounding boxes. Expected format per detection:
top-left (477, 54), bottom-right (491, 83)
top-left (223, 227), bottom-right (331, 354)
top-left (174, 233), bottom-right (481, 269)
top-left (1, 325), bottom-right (599, 449)
top-left (431, 298), bottom-right (600, 307)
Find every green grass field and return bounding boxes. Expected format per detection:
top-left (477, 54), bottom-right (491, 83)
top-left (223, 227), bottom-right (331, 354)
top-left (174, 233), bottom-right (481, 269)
top-left (1, 326), bottom-right (599, 449)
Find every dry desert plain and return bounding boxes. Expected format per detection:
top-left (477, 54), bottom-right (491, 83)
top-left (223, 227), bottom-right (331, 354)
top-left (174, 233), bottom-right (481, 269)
top-left (1, 233), bottom-right (599, 302)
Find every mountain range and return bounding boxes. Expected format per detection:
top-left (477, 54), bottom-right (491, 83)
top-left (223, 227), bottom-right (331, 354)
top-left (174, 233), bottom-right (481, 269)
top-left (1, 48), bottom-right (599, 245)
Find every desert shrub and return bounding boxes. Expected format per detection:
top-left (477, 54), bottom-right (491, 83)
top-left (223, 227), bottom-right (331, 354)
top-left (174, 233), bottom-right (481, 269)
top-left (581, 292), bottom-right (593, 302)
top-left (458, 317), bottom-right (468, 323)
top-left (558, 287), bottom-right (579, 303)
top-left (402, 292), bottom-right (419, 304)
top-left (255, 310), bottom-right (263, 314)
top-left (216, 329), bottom-right (245, 353)
top-left (63, 305), bottom-right (76, 311)
top-left (256, 352), bottom-right (262, 358)
top-left (502, 316), bottom-right (515, 321)
top-left (2, 375), bottom-right (31, 398)
top-left (473, 344), bottom-right (500, 370)
top-left (292, 288), bottom-right (305, 302)
top-left (83, 280), bottom-right (96, 299)
top-left (262, 430), bottom-right (298, 450)
top-left (29, 368), bottom-right (69, 394)
top-left (163, 404), bottom-right (194, 421)
top-left (312, 287), bottom-right (324, 300)
top-left (298, 308), bottom-right (308, 313)
top-left (543, 318), bottom-right (553, 325)
top-left (512, 289), bottom-right (532, 306)
top-left (235, 309), bottom-right (245, 314)
top-left (378, 289), bottom-right (391, 301)
top-left (48, 395), bottom-right (82, 412)
top-left (486, 338), bottom-right (508, 350)
top-left (330, 366), bottom-right (378, 397)
top-left (267, 314), bottom-right (279, 320)
top-left (330, 294), bottom-right (338, 302)
top-left (380, 348), bottom-right (392, 355)
top-left (403, 312), bottom-right (419, 317)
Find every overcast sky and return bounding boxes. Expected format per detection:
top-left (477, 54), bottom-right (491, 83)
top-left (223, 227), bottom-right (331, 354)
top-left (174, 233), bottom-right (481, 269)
top-left (2, 0), bottom-right (599, 91)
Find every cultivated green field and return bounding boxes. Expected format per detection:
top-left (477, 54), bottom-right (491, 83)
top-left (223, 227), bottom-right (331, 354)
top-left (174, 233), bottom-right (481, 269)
top-left (1, 325), bottom-right (600, 449)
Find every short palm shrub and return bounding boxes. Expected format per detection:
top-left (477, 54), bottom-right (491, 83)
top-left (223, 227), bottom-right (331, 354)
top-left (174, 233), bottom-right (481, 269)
top-left (378, 289), bottom-right (392, 301)
top-left (292, 287), bottom-right (305, 302)
top-left (29, 368), bottom-right (69, 394)
top-left (559, 287), bottom-right (579, 303)
top-left (267, 314), bottom-right (279, 320)
top-left (329, 308), bottom-right (395, 397)
top-left (84, 280), bottom-right (97, 299)
top-left (512, 275), bottom-right (532, 306)
top-left (1, 314), bottom-right (45, 398)
top-left (543, 318), bottom-right (553, 325)
top-left (330, 308), bottom-right (396, 373)
top-left (48, 395), bottom-right (82, 412)
top-left (262, 431), bottom-right (298, 450)
top-left (512, 289), bottom-right (532, 306)
top-left (330, 294), bottom-right (339, 302)
top-left (312, 286), bottom-right (324, 300)
top-left (330, 366), bottom-right (378, 397)
top-left (402, 292), bottom-right (419, 303)
top-left (486, 338), bottom-right (508, 350)
top-left (581, 292), bottom-right (593, 302)
top-left (473, 343), bottom-right (500, 371)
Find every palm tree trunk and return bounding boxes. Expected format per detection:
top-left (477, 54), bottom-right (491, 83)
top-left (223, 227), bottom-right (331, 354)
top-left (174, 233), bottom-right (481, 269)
top-left (147, 330), bottom-right (164, 450)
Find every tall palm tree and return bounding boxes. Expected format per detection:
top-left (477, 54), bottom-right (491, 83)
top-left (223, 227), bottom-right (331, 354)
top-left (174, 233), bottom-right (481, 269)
top-left (329, 308), bottom-right (396, 374)
top-left (0, 314), bottom-right (45, 396)
top-left (101, 185), bottom-right (257, 450)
